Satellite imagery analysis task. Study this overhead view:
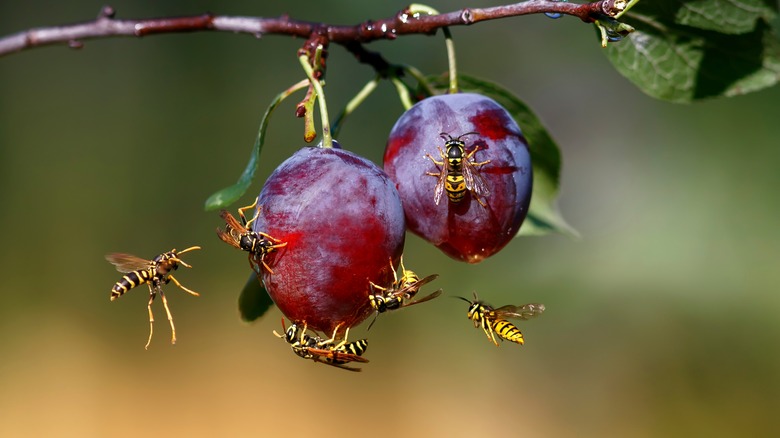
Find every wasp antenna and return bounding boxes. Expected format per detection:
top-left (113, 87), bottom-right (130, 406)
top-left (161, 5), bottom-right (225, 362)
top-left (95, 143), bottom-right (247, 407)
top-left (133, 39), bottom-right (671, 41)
top-left (367, 313), bottom-right (379, 331)
top-left (440, 132), bottom-right (453, 141)
top-left (457, 131), bottom-right (479, 141)
top-left (178, 246), bottom-right (202, 255)
top-left (453, 295), bottom-right (473, 304)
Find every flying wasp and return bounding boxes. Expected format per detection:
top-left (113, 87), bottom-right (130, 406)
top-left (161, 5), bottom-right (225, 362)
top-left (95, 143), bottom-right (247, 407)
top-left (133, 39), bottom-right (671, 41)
top-left (425, 132), bottom-right (491, 207)
top-left (456, 292), bottom-right (544, 347)
top-left (367, 257), bottom-right (442, 329)
top-left (216, 197), bottom-right (287, 274)
top-left (105, 246), bottom-right (201, 349)
top-left (273, 320), bottom-right (369, 372)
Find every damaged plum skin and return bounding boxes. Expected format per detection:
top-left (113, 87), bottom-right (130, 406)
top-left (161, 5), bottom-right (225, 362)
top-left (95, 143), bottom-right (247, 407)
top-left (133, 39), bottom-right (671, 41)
top-left (384, 93), bottom-right (533, 263)
top-left (252, 147), bottom-right (406, 335)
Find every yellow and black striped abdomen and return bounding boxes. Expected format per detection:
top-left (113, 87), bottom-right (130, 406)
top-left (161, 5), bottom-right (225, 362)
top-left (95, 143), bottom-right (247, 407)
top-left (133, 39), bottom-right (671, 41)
top-left (342, 339), bottom-right (368, 356)
top-left (493, 319), bottom-right (524, 345)
top-left (330, 339), bottom-right (369, 364)
top-left (110, 269), bottom-right (154, 301)
top-left (445, 173), bottom-right (467, 203)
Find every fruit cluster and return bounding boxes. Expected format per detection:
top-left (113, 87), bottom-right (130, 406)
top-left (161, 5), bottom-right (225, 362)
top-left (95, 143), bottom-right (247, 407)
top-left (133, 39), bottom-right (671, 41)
top-left (218, 93), bottom-right (535, 369)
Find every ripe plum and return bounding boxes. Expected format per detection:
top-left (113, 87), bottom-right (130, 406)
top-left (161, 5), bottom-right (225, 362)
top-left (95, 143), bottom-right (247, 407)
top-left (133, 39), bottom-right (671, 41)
top-left (253, 146), bottom-right (406, 334)
top-left (384, 93), bottom-right (532, 263)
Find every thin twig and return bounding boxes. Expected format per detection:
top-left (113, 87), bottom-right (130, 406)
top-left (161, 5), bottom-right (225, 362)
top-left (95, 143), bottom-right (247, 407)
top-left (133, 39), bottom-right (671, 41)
top-left (0, 1), bottom-right (624, 57)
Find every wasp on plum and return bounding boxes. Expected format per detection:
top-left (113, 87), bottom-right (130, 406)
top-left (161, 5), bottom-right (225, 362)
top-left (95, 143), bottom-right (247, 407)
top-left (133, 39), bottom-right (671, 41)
top-left (456, 292), bottom-right (544, 347)
top-left (105, 246), bottom-right (201, 349)
top-left (426, 132), bottom-right (491, 207)
top-left (274, 319), bottom-right (369, 372)
top-left (216, 196), bottom-right (287, 274)
top-left (367, 257), bottom-right (442, 330)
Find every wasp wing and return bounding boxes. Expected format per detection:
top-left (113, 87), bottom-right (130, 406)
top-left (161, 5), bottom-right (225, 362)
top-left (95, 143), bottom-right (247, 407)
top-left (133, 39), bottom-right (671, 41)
top-left (396, 273), bottom-right (439, 299)
top-left (491, 303), bottom-right (545, 320)
top-left (105, 253), bottom-right (153, 273)
top-left (306, 347), bottom-right (370, 364)
top-left (432, 167), bottom-right (447, 205)
top-left (216, 211), bottom-right (245, 249)
top-left (216, 226), bottom-right (242, 249)
top-left (220, 210), bottom-right (246, 231)
top-left (401, 288), bottom-right (443, 308)
top-left (311, 355), bottom-right (363, 372)
top-left (426, 152), bottom-right (447, 205)
top-left (462, 159), bottom-right (491, 199)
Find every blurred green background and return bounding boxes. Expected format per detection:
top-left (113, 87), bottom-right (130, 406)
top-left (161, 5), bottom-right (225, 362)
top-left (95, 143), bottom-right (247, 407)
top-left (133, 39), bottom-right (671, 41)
top-left (1, 1), bottom-right (779, 437)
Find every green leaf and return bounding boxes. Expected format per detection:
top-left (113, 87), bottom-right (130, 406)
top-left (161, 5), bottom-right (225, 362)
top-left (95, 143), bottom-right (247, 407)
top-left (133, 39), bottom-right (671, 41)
top-left (604, 1), bottom-right (780, 102)
top-left (203, 111), bottom-right (266, 211)
top-left (428, 74), bottom-right (577, 237)
top-left (204, 80), bottom-right (309, 211)
top-left (238, 272), bottom-right (274, 322)
top-left (633, 0), bottom-right (777, 35)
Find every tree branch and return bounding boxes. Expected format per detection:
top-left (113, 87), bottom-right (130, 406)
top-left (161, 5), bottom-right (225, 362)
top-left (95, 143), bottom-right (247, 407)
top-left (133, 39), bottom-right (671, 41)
top-left (0, 1), bottom-right (625, 57)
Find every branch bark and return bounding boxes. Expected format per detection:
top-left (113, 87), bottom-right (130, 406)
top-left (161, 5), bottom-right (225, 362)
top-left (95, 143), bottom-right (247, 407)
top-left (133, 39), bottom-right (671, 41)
top-left (0, 1), bottom-right (625, 57)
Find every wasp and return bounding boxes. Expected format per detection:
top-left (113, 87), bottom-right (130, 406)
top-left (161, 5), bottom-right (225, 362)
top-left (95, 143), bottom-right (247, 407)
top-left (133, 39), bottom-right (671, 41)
top-left (456, 292), bottom-right (544, 346)
top-left (367, 257), bottom-right (442, 330)
top-left (425, 132), bottom-right (491, 207)
top-left (105, 246), bottom-right (201, 349)
top-left (274, 320), bottom-right (369, 372)
top-left (216, 197), bottom-right (287, 274)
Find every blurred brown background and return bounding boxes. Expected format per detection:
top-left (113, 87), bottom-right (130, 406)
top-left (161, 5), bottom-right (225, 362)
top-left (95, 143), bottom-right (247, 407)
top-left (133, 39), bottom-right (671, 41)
top-left (1, 1), bottom-right (779, 437)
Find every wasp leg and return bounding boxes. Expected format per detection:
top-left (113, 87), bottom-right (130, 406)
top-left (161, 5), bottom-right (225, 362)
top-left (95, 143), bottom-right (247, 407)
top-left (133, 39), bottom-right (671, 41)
top-left (167, 275), bottom-right (200, 297)
top-left (248, 257), bottom-right (259, 273)
top-left (478, 317), bottom-right (500, 346)
top-left (369, 281), bottom-right (391, 293)
top-left (425, 147), bottom-right (446, 167)
top-left (425, 153), bottom-right (445, 172)
top-left (260, 259), bottom-right (275, 275)
top-left (238, 197), bottom-right (260, 227)
top-left (256, 240), bottom-right (287, 275)
top-left (333, 327), bottom-right (351, 351)
top-left (298, 322), bottom-right (309, 345)
top-left (318, 324), bottom-right (345, 349)
top-left (396, 256), bottom-right (405, 281)
top-left (257, 232), bottom-right (287, 245)
top-left (159, 289), bottom-right (177, 346)
top-left (485, 323), bottom-right (500, 347)
top-left (145, 285), bottom-right (157, 350)
top-left (465, 146), bottom-right (491, 167)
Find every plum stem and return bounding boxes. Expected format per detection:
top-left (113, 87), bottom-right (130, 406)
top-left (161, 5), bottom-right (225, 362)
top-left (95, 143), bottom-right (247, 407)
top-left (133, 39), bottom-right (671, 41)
top-left (391, 77), bottom-right (414, 110)
top-left (297, 84), bottom-right (318, 143)
top-left (409, 4), bottom-right (459, 94)
top-left (443, 27), bottom-right (459, 94)
top-left (299, 45), bottom-right (333, 148)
